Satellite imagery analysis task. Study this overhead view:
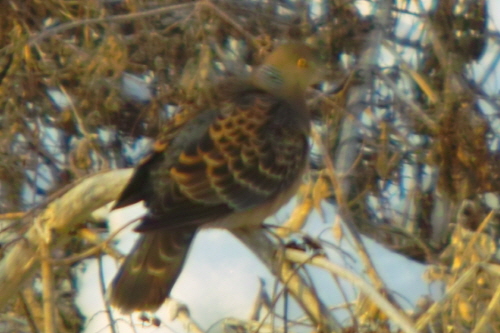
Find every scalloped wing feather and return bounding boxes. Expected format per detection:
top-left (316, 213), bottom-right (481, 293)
top-left (131, 92), bottom-right (308, 231)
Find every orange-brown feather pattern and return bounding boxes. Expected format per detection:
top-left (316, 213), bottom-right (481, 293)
top-left (169, 96), bottom-right (307, 212)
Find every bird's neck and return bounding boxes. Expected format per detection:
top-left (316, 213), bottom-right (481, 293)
top-left (276, 95), bottom-right (311, 135)
top-left (268, 83), bottom-right (311, 135)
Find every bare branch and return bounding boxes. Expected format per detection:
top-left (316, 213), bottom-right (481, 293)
top-left (40, 239), bottom-right (56, 333)
top-left (284, 249), bottom-right (418, 333)
top-left (28, 3), bottom-right (195, 46)
top-left (0, 169), bottom-right (133, 309)
top-left (232, 228), bottom-right (343, 333)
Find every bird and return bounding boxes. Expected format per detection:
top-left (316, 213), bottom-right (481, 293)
top-left (109, 42), bottom-right (324, 313)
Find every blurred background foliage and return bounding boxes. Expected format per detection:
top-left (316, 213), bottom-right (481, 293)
top-left (1, 0), bottom-right (500, 332)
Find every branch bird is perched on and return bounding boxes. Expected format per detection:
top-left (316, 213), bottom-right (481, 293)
top-left (109, 42), bottom-right (324, 313)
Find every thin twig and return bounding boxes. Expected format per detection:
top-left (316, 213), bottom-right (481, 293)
top-left (200, 1), bottom-right (256, 47)
top-left (471, 285), bottom-right (500, 333)
top-left (377, 70), bottom-right (438, 133)
top-left (381, 39), bottom-right (439, 104)
top-left (285, 249), bottom-right (418, 333)
top-left (28, 3), bottom-right (195, 46)
top-left (317, 127), bottom-right (391, 301)
top-left (51, 217), bottom-right (141, 266)
top-left (260, 250), bottom-right (321, 333)
top-left (463, 210), bottom-right (495, 256)
top-left (59, 84), bottom-right (110, 170)
top-left (232, 228), bottom-right (343, 333)
top-left (18, 291), bottom-right (40, 333)
top-left (415, 264), bottom-right (479, 330)
top-left (0, 212), bottom-right (25, 220)
top-left (98, 253), bottom-right (118, 333)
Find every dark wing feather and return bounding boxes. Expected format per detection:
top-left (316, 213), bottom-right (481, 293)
top-left (117, 89), bottom-right (308, 232)
top-left (113, 109), bottom-right (219, 210)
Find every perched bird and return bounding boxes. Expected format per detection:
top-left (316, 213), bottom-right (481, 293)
top-left (109, 42), bottom-right (323, 313)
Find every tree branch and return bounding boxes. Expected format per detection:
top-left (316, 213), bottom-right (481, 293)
top-left (232, 228), bottom-right (343, 333)
top-left (0, 169), bottom-right (133, 309)
top-left (284, 249), bottom-right (418, 333)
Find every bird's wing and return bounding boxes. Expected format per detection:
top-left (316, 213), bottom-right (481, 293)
top-left (113, 107), bottom-right (216, 209)
top-left (115, 90), bottom-right (308, 232)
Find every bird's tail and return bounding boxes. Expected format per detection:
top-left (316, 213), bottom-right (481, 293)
top-left (109, 227), bottom-right (197, 313)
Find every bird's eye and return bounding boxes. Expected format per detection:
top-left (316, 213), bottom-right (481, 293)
top-left (297, 58), bottom-right (308, 68)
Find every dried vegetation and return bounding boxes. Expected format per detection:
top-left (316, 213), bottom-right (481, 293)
top-left (0, 0), bottom-right (499, 332)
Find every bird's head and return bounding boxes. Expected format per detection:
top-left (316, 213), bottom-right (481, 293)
top-left (251, 42), bottom-right (324, 99)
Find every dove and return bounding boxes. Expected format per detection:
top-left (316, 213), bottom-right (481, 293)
top-left (109, 42), bottom-right (323, 313)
